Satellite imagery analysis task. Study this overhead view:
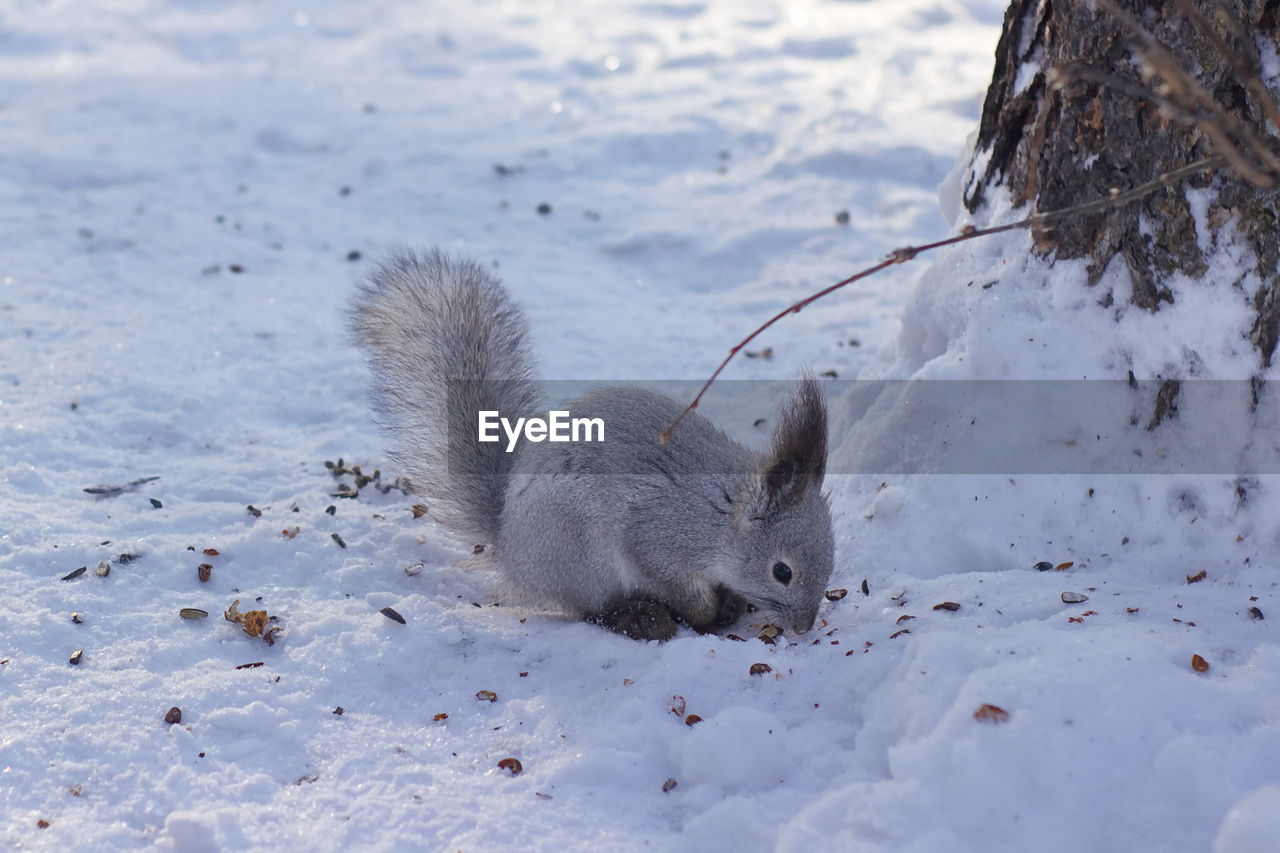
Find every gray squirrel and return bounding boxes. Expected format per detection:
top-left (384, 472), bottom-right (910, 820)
top-left (350, 249), bottom-right (834, 640)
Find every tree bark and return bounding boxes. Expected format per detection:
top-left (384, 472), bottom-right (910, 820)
top-left (964, 0), bottom-right (1280, 364)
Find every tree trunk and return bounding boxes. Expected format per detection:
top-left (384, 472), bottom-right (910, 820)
top-left (964, 0), bottom-right (1280, 365)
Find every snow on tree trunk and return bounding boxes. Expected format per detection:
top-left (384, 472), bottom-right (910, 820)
top-left (837, 1), bottom-right (1280, 592)
top-left (967, 0), bottom-right (1280, 360)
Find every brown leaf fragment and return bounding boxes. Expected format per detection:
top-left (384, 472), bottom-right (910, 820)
top-left (235, 661), bottom-right (264, 670)
top-left (1068, 616), bottom-right (1084, 623)
top-left (61, 566), bottom-right (87, 581)
top-left (1126, 607), bottom-right (1140, 613)
top-left (263, 627), bottom-right (281, 646)
top-left (1249, 606), bottom-right (1264, 620)
top-left (240, 609), bottom-right (269, 638)
top-left (757, 625), bottom-right (782, 644)
top-left (203, 548), bottom-right (220, 557)
top-left (497, 757), bottom-right (523, 775)
top-left (974, 703), bottom-right (1010, 723)
top-left (535, 791), bottom-right (553, 800)
top-left (749, 663), bottom-right (772, 676)
top-left (1055, 562), bottom-right (1074, 571)
top-left (198, 563), bottom-right (212, 582)
top-left (380, 606), bottom-right (406, 624)
top-left (476, 690), bottom-right (498, 703)
top-left (165, 707), bottom-right (182, 725)
top-left (69, 649), bottom-right (83, 665)
top-left (662, 778), bottom-right (678, 793)
top-left (37, 819), bottom-right (50, 829)
top-left (896, 614), bottom-right (916, 625)
top-left (684, 714), bottom-right (703, 726)
top-left (68, 786), bottom-right (81, 797)
top-left (433, 713), bottom-right (448, 722)
top-left (824, 588), bottom-right (848, 601)
top-left (293, 774), bottom-right (319, 785)
top-left (933, 602), bottom-right (961, 612)
top-left (333, 707), bottom-right (345, 716)
top-left (411, 504), bottom-right (428, 518)
top-left (669, 696), bottom-right (686, 717)
top-left (1187, 569), bottom-right (1207, 584)
top-left (281, 527), bottom-right (299, 539)
top-left (1191, 654), bottom-right (1210, 673)
top-left (889, 628), bottom-right (911, 639)
top-left (725, 634), bottom-right (746, 642)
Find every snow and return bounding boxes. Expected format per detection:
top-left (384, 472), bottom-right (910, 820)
top-left (2, 0), bottom-right (1278, 851)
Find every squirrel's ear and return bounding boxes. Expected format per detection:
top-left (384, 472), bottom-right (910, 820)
top-left (762, 375), bottom-right (827, 506)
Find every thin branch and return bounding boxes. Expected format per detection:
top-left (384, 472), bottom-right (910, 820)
top-left (1098, 0), bottom-right (1279, 187)
top-left (659, 155), bottom-right (1224, 442)
top-left (660, 0), bottom-right (1280, 442)
top-left (1177, 0), bottom-right (1280, 137)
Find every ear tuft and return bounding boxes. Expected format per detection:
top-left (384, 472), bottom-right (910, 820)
top-left (762, 375), bottom-right (827, 506)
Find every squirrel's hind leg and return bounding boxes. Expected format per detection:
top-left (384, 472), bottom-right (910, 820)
top-left (591, 598), bottom-right (679, 641)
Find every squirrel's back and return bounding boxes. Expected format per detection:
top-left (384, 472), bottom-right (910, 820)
top-left (349, 250), bottom-right (538, 544)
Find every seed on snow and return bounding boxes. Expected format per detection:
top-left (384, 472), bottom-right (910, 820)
top-left (1060, 591), bottom-right (1089, 604)
top-left (973, 703), bottom-right (1010, 723)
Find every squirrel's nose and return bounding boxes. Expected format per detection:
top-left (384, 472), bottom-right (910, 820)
top-left (790, 610), bottom-right (817, 634)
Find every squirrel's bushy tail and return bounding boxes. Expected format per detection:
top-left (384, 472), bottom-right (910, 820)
top-left (350, 249), bottom-right (538, 544)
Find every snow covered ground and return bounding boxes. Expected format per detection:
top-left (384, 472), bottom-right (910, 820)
top-left (3, 0), bottom-right (1279, 850)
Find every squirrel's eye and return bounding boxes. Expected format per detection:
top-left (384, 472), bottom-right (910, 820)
top-left (771, 561), bottom-right (793, 585)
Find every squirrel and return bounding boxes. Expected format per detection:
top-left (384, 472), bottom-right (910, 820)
top-left (350, 249), bottom-right (834, 641)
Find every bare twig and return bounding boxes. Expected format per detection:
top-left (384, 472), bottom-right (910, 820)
top-left (659, 0), bottom-right (1280, 442)
top-left (1097, 0), bottom-right (1279, 187)
top-left (659, 155), bottom-right (1224, 442)
top-left (1177, 0), bottom-right (1280, 137)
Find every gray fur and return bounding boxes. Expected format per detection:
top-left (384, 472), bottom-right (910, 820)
top-left (350, 250), bottom-right (834, 638)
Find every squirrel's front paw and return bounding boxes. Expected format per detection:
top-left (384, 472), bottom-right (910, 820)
top-left (712, 585), bottom-right (748, 628)
top-left (690, 585), bottom-right (748, 634)
top-left (592, 599), bottom-right (679, 641)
